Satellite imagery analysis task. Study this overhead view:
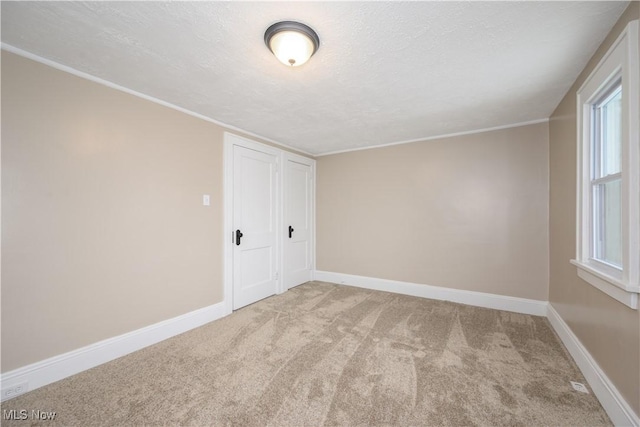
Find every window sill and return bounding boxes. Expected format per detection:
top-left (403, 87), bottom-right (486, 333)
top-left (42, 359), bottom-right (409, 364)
top-left (570, 259), bottom-right (639, 309)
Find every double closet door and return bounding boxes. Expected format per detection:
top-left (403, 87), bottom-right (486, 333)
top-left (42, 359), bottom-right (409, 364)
top-left (226, 133), bottom-right (314, 310)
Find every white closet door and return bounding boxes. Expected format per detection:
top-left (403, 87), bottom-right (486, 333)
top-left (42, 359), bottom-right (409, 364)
top-left (232, 144), bottom-right (279, 309)
top-left (284, 156), bottom-right (314, 289)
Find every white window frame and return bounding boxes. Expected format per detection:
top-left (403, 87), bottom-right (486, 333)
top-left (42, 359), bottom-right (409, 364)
top-left (572, 20), bottom-right (640, 309)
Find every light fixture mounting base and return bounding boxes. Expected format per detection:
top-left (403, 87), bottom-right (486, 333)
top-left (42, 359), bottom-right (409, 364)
top-left (264, 21), bottom-right (320, 55)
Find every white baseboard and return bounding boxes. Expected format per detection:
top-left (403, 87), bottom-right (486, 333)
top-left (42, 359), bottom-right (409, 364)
top-left (3, 279), bottom-right (636, 427)
top-left (1, 302), bottom-right (228, 402)
top-left (547, 304), bottom-right (639, 427)
top-left (314, 270), bottom-right (548, 316)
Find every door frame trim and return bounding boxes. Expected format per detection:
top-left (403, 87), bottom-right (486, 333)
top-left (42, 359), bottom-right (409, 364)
top-left (223, 132), bottom-right (284, 314)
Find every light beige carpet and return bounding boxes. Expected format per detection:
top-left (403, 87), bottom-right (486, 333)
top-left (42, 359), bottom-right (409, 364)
top-left (2, 281), bottom-right (610, 426)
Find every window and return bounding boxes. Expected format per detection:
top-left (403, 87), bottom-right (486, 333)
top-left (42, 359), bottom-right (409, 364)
top-left (573, 20), bottom-right (639, 309)
top-left (591, 82), bottom-right (622, 269)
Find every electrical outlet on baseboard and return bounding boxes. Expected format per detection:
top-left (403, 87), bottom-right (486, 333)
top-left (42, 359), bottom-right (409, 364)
top-left (1, 382), bottom-right (29, 401)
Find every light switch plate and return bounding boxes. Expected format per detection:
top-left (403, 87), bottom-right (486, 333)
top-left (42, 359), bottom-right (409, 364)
top-left (203, 195), bottom-right (210, 206)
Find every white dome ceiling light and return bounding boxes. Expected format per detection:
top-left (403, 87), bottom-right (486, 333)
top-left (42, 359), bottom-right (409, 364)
top-left (264, 21), bottom-right (320, 67)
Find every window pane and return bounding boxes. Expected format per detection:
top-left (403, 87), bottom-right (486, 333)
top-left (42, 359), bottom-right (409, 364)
top-left (593, 178), bottom-right (622, 267)
top-left (599, 87), bottom-right (622, 176)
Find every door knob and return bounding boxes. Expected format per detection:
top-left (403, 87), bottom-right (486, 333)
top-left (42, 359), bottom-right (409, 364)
top-left (235, 229), bottom-right (243, 246)
top-left (288, 226), bottom-right (294, 238)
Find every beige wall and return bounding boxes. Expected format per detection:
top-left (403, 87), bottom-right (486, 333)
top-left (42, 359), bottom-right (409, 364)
top-left (1, 51), bottom-right (226, 372)
top-left (549, 3), bottom-right (640, 415)
top-left (0, 51), bottom-right (310, 374)
top-left (317, 122), bottom-right (550, 301)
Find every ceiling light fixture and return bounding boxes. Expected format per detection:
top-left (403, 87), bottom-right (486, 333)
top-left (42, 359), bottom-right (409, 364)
top-left (264, 21), bottom-right (320, 67)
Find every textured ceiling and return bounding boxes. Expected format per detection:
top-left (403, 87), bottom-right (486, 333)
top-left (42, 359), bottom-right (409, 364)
top-left (1, 1), bottom-right (629, 155)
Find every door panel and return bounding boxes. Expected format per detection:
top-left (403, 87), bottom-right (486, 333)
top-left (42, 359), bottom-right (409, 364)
top-left (233, 145), bottom-right (278, 309)
top-left (284, 158), bottom-right (313, 289)
top-left (289, 241), bottom-right (308, 271)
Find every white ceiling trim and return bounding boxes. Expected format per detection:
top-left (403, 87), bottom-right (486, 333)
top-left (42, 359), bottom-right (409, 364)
top-left (0, 43), bottom-right (313, 157)
top-left (1, 2), bottom-right (627, 155)
top-left (315, 118), bottom-right (551, 157)
top-left (4, 42), bottom-right (553, 159)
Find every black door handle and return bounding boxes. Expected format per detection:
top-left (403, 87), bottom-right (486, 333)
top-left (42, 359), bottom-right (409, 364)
top-left (235, 229), bottom-right (243, 246)
top-left (288, 226), bottom-right (294, 238)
